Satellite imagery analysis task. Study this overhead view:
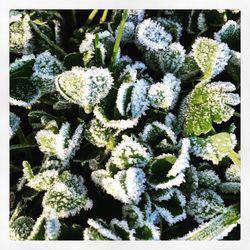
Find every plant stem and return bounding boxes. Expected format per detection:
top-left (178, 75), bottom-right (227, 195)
top-left (234, 111), bottom-right (240, 118)
top-left (10, 200), bottom-right (27, 225)
top-left (111, 10), bottom-right (128, 67)
top-left (70, 10), bottom-right (77, 30)
top-left (228, 150), bottom-right (240, 167)
top-left (100, 10), bottom-right (108, 24)
top-left (86, 10), bottom-right (98, 25)
top-left (10, 144), bottom-right (38, 151)
top-left (29, 21), bottom-right (66, 58)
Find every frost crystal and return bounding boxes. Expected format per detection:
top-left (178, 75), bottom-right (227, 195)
top-left (106, 135), bottom-right (151, 170)
top-left (135, 18), bottom-right (172, 52)
top-left (31, 51), bottom-right (64, 93)
top-left (148, 73), bottom-right (181, 110)
top-left (42, 171), bottom-right (93, 218)
top-left (56, 66), bottom-right (114, 113)
top-left (10, 112), bottom-right (21, 139)
top-left (187, 189), bottom-right (225, 223)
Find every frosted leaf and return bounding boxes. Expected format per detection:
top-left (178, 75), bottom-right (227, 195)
top-left (45, 209), bottom-right (61, 240)
top-left (165, 112), bottom-right (177, 129)
top-left (10, 216), bottom-right (35, 240)
top-left (214, 20), bottom-right (240, 51)
top-left (106, 135), bottom-right (151, 170)
top-left (187, 189), bottom-right (225, 223)
top-left (148, 73), bottom-right (181, 110)
top-left (135, 18), bottom-right (172, 52)
top-left (94, 106), bottom-right (138, 130)
top-left (183, 81), bottom-right (240, 136)
top-left (56, 66), bottom-right (114, 113)
top-left (148, 138), bottom-right (190, 190)
top-left (226, 50), bottom-right (240, 85)
top-left (10, 77), bottom-right (41, 107)
top-left (84, 118), bottom-right (116, 149)
top-left (10, 13), bottom-right (34, 54)
top-left (122, 204), bottom-right (144, 227)
top-left (225, 164), bottom-right (240, 182)
top-left (190, 132), bottom-right (237, 165)
top-left (177, 55), bottom-right (200, 81)
top-left (219, 182), bottom-right (240, 194)
top-left (141, 121), bottom-right (177, 150)
top-left (197, 12), bottom-right (208, 31)
top-left (156, 18), bottom-right (183, 41)
top-left (134, 221), bottom-right (160, 240)
top-left (84, 218), bottom-right (121, 240)
top-left (159, 43), bottom-right (186, 74)
top-left (10, 54), bottom-right (35, 74)
top-left (181, 204), bottom-right (239, 240)
top-left (26, 170), bottom-right (59, 192)
top-left (42, 171), bottom-right (93, 218)
top-left (31, 51), bottom-right (64, 93)
top-left (192, 37), bottom-right (231, 80)
top-left (91, 168), bottom-right (146, 204)
top-left (36, 122), bottom-right (84, 167)
top-left (110, 219), bottom-right (135, 240)
top-left (10, 112), bottom-right (21, 139)
top-left (152, 188), bottom-right (187, 225)
top-left (197, 170), bottom-right (221, 189)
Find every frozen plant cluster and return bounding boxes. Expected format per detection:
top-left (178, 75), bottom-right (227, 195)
top-left (9, 9), bottom-right (240, 240)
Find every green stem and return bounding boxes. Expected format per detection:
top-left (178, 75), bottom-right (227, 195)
top-left (86, 10), bottom-right (98, 24)
top-left (10, 200), bottom-right (27, 225)
top-left (234, 111), bottom-right (240, 118)
top-left (228, 150), bottom-right (240, 167)
top-left (29, 21), bottom-right (66, 58)
top-left (10, 144), bottom-right (38, 151)
top-left (16, 128), bottom-right (32, 162)
top-left (100, 10), bottom-right (108, 24)
top-left (111, 10), bottom-right (128, 67)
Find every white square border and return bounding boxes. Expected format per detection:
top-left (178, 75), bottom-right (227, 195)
top-left (1, 0), bottom-right (249, 249)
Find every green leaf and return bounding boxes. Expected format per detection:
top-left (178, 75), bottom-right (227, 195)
top-left (190, 132), bottom-right (237, 165)
top-left (183, 81), bottom-right (240, 136)
top-left (63, 53), bottom-right (84, 69)
top-left (192, 37), bottom-right (230, 80)
top-left (180, 203), bottom-right (240, 240)
top-left (10, 77), bottom-right (40, 107)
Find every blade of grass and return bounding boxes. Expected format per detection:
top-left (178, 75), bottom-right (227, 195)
top-left (111, 10), bottom-right (128, 67)
top-left (100, 10), bottom-right (108, 24)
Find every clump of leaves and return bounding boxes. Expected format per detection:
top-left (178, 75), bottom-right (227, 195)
top-left (9, 9), bottom-right (240, 241)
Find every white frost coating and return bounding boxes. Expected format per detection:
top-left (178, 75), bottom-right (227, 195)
top-left (214, 20), bottom-right (240, 43)
top-left (116, 21), bottom-right (136, 43)
top-left (130, 79), bottom-right (150, 118)
top-left (110, 219), bottom-right (136, 240)
top-left (79, 33), bottom-right (95, 53)
top-left (148, 73), bottom-right (181, 110)
top-left (136, 18), bottom-right (172, 51)
top-left (225, 164), bottom-right (240, 182)
top-left (141, 121), bottom-right (177, 145)
top-left (167, 138), bottom-right (190, 177)
top-left (125, 168), bottom-right (146, 204)
top-left (165, 112), bottom-right (177, 128)
top-left (197, 12), bottom-right (208, 31)
top-left (10, 54), bottom-right (35, 72)
top-left (94, 106), bottom-right (138, 130)
top-left (106, 135), bottom-right (151, 170)
top-left (27, 170), bottom-right (59, 191)
top-left (87, 219), bottom-right (121, 240)
top-left (9, 112), bottom-right (21, 139)
top-left (45, 209), bottom-right (61, 240)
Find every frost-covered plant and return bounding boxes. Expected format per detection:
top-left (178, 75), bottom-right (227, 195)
top-left (9, 112), bottom-right (21, 139)
top-left (55, 66), bottom-right (114, 113)
top-left (31, 51), bottom-right (64, 93)
top-left (148, 73), bottom-right (181, 110)
top-left (35, 122), bottom-right (84, 168)
top-left (187, 189), bottom-right (225, 223)
top-left (9, 9), bottom-right (240, 241)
